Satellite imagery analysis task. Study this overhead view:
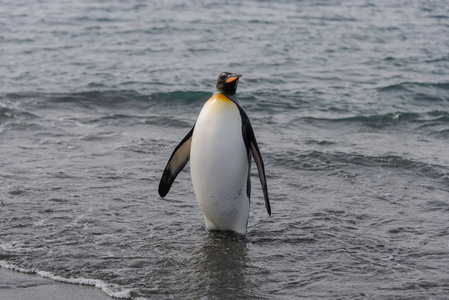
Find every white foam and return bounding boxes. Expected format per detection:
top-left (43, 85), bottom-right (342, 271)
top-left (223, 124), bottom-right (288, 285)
top-left (0, 260), bottom-right (137, 299)
top-left (0, 260), bottom-right (34, 273)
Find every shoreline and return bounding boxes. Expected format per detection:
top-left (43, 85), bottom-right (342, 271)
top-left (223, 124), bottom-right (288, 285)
top-left (0, 267), bottom-right (114, 300)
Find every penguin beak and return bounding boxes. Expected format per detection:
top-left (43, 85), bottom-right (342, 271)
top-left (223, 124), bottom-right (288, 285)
top-left (226, 74), bottom-right (242, 83)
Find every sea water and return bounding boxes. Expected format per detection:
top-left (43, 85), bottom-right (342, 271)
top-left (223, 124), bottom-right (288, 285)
top-left (1, 0), bottom-right (449, 299)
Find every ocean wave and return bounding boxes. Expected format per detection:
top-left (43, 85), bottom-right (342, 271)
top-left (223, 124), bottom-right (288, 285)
top-left (3, 90), bottom-right (210, 110)
top-left (0, 105), bottom-right (40, 124)
top-left (298, 111), bottom-right (449, 138)
top-left (0, 107), bottom-right (15, 124)
top-left (77, 113), bottom-right (193, 128)
top-left (378, 81), bottom-right (449, 91)
top-left (269, 150), bottom-right (448, 181)
top-left (301, 112), bottom-right (421, 127)
top-left (377, 82), bottom-right (449, 104)
top-left (0, 260), bottom-right (136, 299)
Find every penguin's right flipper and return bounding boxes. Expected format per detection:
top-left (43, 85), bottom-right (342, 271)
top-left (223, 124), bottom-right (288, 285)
top-left (158, 125), bottom-right (195, 197)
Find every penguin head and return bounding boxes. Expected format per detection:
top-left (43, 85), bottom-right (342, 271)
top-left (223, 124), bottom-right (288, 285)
top-left (215, 72), bottom-right (242, 96)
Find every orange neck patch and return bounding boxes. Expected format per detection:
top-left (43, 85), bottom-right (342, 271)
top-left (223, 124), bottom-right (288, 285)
top-left (209, 93), bottom-right (232, 103)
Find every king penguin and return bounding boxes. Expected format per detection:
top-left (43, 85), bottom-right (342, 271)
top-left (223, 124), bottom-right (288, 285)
top-left (158, 72), bottom-right (270, 236)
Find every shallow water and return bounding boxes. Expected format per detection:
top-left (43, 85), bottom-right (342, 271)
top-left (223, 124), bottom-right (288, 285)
top-left (1, 0), bottom-right (449, 299)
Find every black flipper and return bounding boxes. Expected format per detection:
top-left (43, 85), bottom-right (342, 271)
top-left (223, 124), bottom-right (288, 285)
top-left (158, 125), bottom-right (195, 197)
top-left (236, 105), bottom-right (271, 216)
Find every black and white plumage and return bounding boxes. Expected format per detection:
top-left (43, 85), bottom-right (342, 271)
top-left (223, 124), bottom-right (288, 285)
top-left (159, 72), bottom-right (270, 236)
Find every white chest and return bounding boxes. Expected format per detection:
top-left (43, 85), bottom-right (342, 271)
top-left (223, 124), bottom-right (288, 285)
top-left (189, 95), bottom-right (250, 233)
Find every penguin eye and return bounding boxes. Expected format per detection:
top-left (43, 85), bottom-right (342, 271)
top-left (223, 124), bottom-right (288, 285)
top-left (219, 73), bottom-right (227, 80)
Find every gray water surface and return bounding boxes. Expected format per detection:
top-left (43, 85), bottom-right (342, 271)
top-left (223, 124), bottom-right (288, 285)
top-left (1, 0), bottom-right (449, 299)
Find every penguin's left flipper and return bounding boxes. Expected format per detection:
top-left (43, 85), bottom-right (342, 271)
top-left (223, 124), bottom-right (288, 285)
top-left (158, 125), bottom-right (195, 197)
top-left (238, 106), bottom-right (271, 216)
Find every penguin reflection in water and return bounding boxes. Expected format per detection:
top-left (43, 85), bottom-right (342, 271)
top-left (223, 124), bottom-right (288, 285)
top-left (158, 72), bottom-right (270, 236)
